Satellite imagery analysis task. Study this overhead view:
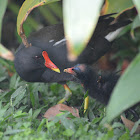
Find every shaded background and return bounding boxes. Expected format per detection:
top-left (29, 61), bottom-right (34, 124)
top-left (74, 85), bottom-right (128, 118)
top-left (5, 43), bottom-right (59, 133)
top-left (0, 0), bottom-right (140, 139)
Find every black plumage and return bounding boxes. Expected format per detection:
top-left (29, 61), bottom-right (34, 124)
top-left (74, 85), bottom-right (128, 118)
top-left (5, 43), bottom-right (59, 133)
top-left (14, 14), bottom-right (131, 84)
top-left (65, 64), bottom-right (140, 120)
top-left (64, 64), bottom-right (119, 105)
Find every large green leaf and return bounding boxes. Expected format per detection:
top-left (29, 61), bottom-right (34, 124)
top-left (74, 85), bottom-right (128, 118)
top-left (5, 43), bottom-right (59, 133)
top-left (133, 0), bottom-right (140, 19)
top-left (63, 0), bottom-right (104, 61)
top-left (106, 53), bottom-right (140, 122)
top-left (131, 15), bottom-right (140, 38)
top-left (106, 0), bottom-right (134, 15)
top-left (17, 0), bottom-right (59, 36)
top-left (131, 15), bottom-right (140, 30)
top-left (0, 0), bottom-right (8, 42)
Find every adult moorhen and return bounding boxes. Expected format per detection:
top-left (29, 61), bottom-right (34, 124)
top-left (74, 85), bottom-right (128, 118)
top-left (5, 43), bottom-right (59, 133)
top-left (14, 13), bottom-right (131, 105)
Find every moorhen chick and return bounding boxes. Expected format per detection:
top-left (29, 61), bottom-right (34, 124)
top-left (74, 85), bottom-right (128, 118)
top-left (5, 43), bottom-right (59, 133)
top-left (64, 64), bottom-right (119, 106)
top-left (65, 64), bottom-right (140, 119)
top-left (14, 13), bottom-right (131, 105)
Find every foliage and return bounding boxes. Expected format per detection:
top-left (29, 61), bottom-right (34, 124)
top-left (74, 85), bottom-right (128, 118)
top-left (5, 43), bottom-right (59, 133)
top-left (0, 60), bottom-right (140, 139)
top-left (0, 0), bottom-right (140, 139)
top-left (0, 0), bottom-right (8, 42)
top-left (133, 0), bottom-right (140, 19)
top-left (106, 0), bottom-right (134, 14)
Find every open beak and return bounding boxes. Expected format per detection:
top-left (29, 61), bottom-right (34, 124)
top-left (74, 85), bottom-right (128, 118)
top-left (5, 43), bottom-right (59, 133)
top-left (64, 67), bottom-right (76, 75)
top-left (42, 51), bottom-right (60, 73)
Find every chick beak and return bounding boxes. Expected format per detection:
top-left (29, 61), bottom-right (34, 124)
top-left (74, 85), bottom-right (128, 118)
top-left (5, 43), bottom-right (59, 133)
top-left (64, 67), bottom-right (76, 75)
top-left (42, 51), bottom-right (60, 73)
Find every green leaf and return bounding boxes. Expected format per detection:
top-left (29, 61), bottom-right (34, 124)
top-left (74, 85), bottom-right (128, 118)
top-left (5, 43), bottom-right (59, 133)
top-left (63, 129), bottom-right (74, 137)
top-left (0, 105), bottom-right (7, 119)
top-left (106, 0), bottom-right (134, 15)
top-left (131, 15), bottom-right (140, 30)
top-left (107, 53), bottom-right (140, 122)
top-left (11, 86), bottom-right (26, 99)
top-left (30, 92), bottom-right (35, 107)
top-left (63, 0), bottom-right (104, 60)
top-left (119, 132), bottom-right (130, 140)
top-left (10, 86), bottom-right (27, 108)
top-left (133, 0), bottom-right (140, 19)
top-left (32, 108), bottom-right (42, 119)
top-left (131, 15), bottom-right (140, 38)
top-left (0, 76), bottom-right (6, 82)
top-left (12, 89), bottom-right (26, 107)
top-left (59, 113), bottom-right (76, 131)
top-left (130, 119), bottom-right (140, 135)
top-left (37, 119), bottom-right (46, 132)
top-left (4, 129), bottom-right (25, 135)
top-left (17, 0), bottom-right (60, 35)
top-left (10, 74), bottom-right (19, 89)
top-left (13, 111), bottom-right (28, 118)
top-left (0, 0), bottom-right (8, 42)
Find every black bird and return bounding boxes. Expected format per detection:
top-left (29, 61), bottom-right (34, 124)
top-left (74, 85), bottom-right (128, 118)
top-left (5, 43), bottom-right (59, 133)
top-left (14, 14), bottom-right (131, 104)
top-left (64, 64), bottom-right (119, 105)
top-left (65, 64), bottom-right (140, 119)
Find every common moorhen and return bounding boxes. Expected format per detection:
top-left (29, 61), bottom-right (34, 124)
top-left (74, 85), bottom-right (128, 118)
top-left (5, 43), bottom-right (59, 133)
top-left (64, 64), bottom-right (119, 105)
top-left (14, 14), bottom-right (131, 104)
top-left (64, 64), bottom-right (140, 119)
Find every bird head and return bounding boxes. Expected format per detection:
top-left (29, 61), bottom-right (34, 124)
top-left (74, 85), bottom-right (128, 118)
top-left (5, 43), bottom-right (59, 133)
top-left (17, 46), bottom-right (60, 73)
top-left (64, 64), bottom-right (85, 75)
top-left (64, 64), bottom-right (91, 83)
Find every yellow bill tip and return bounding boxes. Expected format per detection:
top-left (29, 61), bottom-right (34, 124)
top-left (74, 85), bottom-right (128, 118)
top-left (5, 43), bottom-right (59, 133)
top-left (52, 68), bottom-right (60, 73)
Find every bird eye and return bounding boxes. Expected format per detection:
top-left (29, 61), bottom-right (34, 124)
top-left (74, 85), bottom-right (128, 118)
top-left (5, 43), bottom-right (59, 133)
top-left (73, 67), bottom-right (81, 73)
top-left (35, 56), bottom-right (41, 59)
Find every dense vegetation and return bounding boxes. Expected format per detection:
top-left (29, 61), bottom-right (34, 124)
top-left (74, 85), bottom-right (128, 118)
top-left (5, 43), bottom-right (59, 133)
top-left (0, 0), bottom-right (140, 139)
